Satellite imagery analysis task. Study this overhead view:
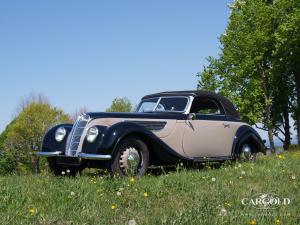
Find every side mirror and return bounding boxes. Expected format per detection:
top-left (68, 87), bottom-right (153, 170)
top-left (188, 113), bottom-right (196, 120)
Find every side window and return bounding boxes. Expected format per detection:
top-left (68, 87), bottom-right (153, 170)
top-left (190, 98), bottom-right (223, 115)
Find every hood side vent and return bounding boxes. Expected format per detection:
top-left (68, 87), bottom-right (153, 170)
top-left (126, 120), bottom-right (167, 131)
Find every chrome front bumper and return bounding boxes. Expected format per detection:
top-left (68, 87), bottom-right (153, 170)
top-left (36, 151), bottom-right (112, 160)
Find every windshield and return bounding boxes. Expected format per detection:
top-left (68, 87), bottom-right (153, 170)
top-left (136, 97), bottom-right (189, 113)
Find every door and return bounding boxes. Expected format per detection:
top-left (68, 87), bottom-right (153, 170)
top-left (182, 97), bottom-right (235, 158)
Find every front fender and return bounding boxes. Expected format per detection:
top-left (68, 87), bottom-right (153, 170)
top-left (81, 121), bottom-right (191, 163)
top-left (42, 124), bottom-right (73, 153)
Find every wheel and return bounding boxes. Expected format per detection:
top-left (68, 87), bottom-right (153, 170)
top-left (237, 143), bottom-right (257, 162)
top-left (47, 158), bottom-right (80, 176)
top-left (110, 136), bottom-right (149, 177)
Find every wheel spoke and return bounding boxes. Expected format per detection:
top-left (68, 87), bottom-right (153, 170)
top-left (119, 146), bottom-right (142, 176)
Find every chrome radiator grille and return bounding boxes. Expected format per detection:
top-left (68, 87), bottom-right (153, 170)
top-left (66, 114), bottom-right (90, 156)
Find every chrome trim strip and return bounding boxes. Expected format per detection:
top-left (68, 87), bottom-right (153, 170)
top-left (36, 151), bottom-right (62, 157)
top-left (78, 153), bottom-right (112, 160)
top-left (153, 97), bottom-right (162, 111)
top-left (185, 96), bottom-right (194, 114)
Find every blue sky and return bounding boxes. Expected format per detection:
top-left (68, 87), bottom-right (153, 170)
top-left (0, 0), bottom-right (232, 132)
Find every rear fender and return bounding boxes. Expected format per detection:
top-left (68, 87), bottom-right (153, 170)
top-left (232, 125), bottom-right (265, 157)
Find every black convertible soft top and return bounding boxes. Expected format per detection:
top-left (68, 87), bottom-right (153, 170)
top-left (142, 90), bottom-right (240, 120)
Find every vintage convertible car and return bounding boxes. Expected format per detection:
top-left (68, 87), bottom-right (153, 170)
top-left (37, 91), bottom-right (265, 177)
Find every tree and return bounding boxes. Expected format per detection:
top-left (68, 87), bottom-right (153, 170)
top-left (3, 103), bottom-right (72, 174)
top-left (199, 0), bottom-right (279, 151)
top-left (106, 97), bottom-right (132, 112)
top-left (198, 0), bottom-right (300, 150)
top-left (273, 0), bottom-right (300, 145)
top-left (14, 92), bottom-right (49, 117)
top-left (0, 121), bottom-right (17, 174)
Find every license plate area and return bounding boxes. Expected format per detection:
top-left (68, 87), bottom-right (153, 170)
top-left (57, 156), bottom-right (81, 165)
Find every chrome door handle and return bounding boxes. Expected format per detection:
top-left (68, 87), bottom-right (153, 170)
top-left (223, 122), bottom-right (230, 128)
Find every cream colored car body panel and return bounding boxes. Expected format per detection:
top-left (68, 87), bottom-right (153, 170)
top-left (160, 122), bottom-right (187, 156)
top-left (80, 117), bottom-right (187, 156)
top-left (182, 120), bottom-right (248, 157)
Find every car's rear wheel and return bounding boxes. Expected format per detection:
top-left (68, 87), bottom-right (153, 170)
top-left (110, 136), bottom-right (149, 177)
top-left (237, 143), bottom-right (257, 162)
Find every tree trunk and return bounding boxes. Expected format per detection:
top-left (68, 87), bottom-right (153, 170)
top-left (268, 128), bottom-right (275, 153)
top-left (265, 99), bottom-right (275, 153)
top-left (295, 73), bottom-right (300, 146)
top-left (266, 107), bottom-right (275, 153)
top-left (283, 106), bottom-right (291, 150)
top-left (31, 155), bottom-right (40, 174)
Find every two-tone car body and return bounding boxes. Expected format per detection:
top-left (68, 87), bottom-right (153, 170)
top-left (37, 91), bottom-right (265, 176)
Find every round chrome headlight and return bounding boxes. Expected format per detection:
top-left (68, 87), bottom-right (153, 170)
top-left (55, 127), bottom-right (66, 142)
top-left (86, 127), bottom-right (99, 143)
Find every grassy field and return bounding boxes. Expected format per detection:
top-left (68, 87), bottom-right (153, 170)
top-left (0, 151), bottom-right (299, 225)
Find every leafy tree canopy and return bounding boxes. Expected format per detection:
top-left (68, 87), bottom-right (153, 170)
top-left (106, 97), bottom-right (132, 113)
top-left (3, 103), bottom-right (72, 173)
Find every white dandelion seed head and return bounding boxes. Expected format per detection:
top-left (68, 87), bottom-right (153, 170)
top-left (211, 177), bottom-right (216, 182)
top-left (128, 219), bottom-right (136, 225)
top-left (61, 171), bottom-right (66, 175)
top-left (219, 207), bottom-right (227, 216)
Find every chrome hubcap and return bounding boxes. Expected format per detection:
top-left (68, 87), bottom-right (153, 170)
top-left (240, 144), bottom-right (254, 161)
top-left (119, 146), bottom-right (141, 176)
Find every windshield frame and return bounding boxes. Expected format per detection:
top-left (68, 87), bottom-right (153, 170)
top-left (136, 96), bottom-right (191, 113)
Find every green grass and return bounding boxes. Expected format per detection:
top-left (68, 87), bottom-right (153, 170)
top-left (1, 152), bottom-right (300, 225)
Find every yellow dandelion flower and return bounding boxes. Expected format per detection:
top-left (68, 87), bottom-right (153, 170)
top-left (250, 219), bottom-right (257, 225)
top-left (143, 192), bottom-right (149, 197)
top-left (135, 188), bottom-right (138, 192)
top-left (111, 205), bottom-right (117, 210)
top-left (225, 202), bottom-right (231, 207)
top-left (239, 176), bottom-right (243, 179)
top-left (278, 155), bottom-right (285, 159)
top-left (275, 219), bottom-right (281, 224)
top-left (130, 177), bottom-right (135, 182)
top-left (29, 208), bottom-right (36, 215)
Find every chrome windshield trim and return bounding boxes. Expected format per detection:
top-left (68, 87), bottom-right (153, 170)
top-left (136, 96), bottom-right (191, 113)
top-left (153, 97), bottom-right (162, 111)
top-left (36, 151), bottom-right (62, 157)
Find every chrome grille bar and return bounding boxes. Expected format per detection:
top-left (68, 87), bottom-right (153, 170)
top-left (66, 114), bottom-right (90, 156)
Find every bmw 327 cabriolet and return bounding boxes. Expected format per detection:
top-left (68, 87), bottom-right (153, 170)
top-left (37, 91), bottom-right (265, 177)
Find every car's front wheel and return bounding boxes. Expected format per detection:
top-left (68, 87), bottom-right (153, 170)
top-left (110, 136), bottom-right (149, 177)
top-left (237, 143), bottom-right (257, 162)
